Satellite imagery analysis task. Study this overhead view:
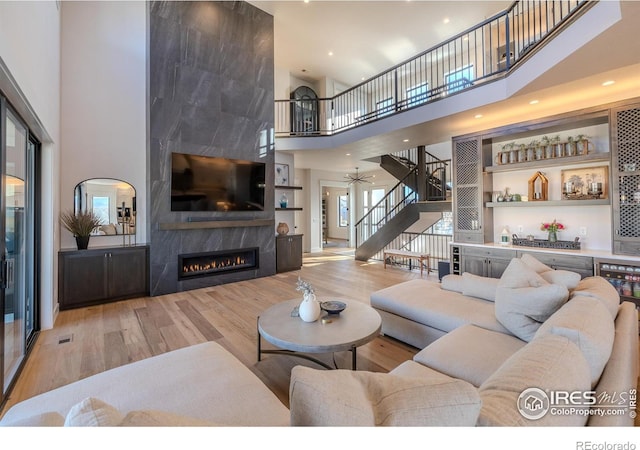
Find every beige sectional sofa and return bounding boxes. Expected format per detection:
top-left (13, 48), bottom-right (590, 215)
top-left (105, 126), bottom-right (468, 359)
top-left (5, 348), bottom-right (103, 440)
top-left (2, 253), bottom-right (637, 427)
top-left (365, 253), bottom-right (639, 426)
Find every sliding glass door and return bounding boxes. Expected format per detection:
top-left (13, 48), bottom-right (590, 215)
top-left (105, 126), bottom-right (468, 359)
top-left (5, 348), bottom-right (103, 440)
top-left (1, 99), bottom-right (38, 397)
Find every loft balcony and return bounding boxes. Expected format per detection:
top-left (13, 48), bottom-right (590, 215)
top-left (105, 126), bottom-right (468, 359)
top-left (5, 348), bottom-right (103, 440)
top-left (274, 0), bottom-right (591, 140)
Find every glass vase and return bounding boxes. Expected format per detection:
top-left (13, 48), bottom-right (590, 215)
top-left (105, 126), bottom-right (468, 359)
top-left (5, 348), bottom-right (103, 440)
top-left (548, 230), bottom-right (557, 242)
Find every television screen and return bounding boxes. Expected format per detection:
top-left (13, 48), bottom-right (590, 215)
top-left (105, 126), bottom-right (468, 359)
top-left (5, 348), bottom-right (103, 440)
top-left (171, 153), bottom-right (265, 212)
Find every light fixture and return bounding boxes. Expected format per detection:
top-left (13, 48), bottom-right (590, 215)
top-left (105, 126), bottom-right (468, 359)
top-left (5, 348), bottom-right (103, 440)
top-left (474, 114), bottom-right (483, 119)
top-left (346, 153), bottom-right (351, 156)
top-left (345, 167), bottom-right (373, 185)
top-left (328, 51), bottom-right (334, 56)
top-left (602, 80), bottom-right (615, 86)
top-left (530, 99), bottom-right (539, 105)
top-left (403, 139), bottom-right (409, 143)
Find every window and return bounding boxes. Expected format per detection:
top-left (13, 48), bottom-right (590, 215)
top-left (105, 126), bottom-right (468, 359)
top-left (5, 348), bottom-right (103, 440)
top-left (406, 83), bottom-right (428, 107)
top-left (338, 194), bottom-right (349, 227)
top-left (376, 97), bottom-right (394, 117)
top-left (445, 65), bottom-right (474, 94)
top-left (92, 196), bottom-right (110, 225)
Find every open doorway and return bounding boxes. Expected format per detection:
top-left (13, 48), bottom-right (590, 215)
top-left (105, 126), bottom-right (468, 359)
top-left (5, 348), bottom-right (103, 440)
top-left (319, 180), bottom-right (351, 249)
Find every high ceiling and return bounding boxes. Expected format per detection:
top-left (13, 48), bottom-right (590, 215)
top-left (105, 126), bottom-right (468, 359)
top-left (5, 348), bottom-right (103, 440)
top-left (249, 1), bottom-right (640, 173)
top-left (250, 1), bottom-right (511, 87)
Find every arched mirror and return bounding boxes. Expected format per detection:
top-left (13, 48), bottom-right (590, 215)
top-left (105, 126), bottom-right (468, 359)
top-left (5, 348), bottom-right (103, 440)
top-left (74, 178), bottom-right (136, 236)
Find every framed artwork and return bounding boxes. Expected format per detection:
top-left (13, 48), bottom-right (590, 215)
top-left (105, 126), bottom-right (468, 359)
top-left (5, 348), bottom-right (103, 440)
top-left (275, 163), bottom-right (289, 186)
top-left (561, 165), bottom-right (608, 200)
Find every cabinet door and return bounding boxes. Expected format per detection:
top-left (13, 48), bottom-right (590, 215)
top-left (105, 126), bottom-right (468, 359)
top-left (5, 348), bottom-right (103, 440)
top-left (108, 247), bottom-right (149, 298)
top-left (276, 235), bottom-right (302, 273)
top-left (461, 255), bottom-right (487, 277)
top-left (611, 103), bottom-right (640, 255)
top-left (59, 252), bottom-right (109, 309)
top-left (453, 136), bottom-right (492, 244)
top-left (487, 258), bottom-right (511, 278)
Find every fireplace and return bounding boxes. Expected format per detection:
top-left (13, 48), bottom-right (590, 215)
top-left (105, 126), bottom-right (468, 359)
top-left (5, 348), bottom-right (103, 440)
top-left (178, 247), bottom-right (259, 280)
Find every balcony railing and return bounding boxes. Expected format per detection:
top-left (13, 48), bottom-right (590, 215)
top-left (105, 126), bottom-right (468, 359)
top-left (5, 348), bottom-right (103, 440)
top-left (275, 0), bottom-right (589, 137)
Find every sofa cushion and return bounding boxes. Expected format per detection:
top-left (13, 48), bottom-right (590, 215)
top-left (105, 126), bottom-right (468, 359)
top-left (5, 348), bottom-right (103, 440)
top-left (371, 279), bottom-right (510, 335)
top-left (478, 334), bottom-right (591, 426)
top-left (521, 253), bottom-right (581, 290)
top-left (0, 342), bottom-right (290, 426)
top-left (0, 412), bottom-right (65, 427)
top-left (441, 274), bottom-right (464, 293)
top-left (570, 276), bottom-right (620, 320)
top-left (413, 324), bottom-right (526, 387)
top-left (588, 301), bottom-right (639, 426)
top-left (462, 272), bottom-right (499, 302)
top-left (495, 258), bottom-right (569, 341)
top-left (120, 410), bottom-right (222, 427)
top-left (534, 296), bottom-right (615, 389)
top-left (64, 397), bottom-right (124, 427)
top-left (289, 366), bottom-right (481, 426)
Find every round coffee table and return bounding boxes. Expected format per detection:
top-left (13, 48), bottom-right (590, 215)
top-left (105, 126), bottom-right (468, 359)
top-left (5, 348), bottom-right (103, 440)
top-left (257, 298), bottom-right (382, 370)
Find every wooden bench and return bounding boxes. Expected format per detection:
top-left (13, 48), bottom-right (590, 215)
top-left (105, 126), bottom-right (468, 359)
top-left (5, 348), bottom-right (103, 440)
top-left (383, 249), bottom-right (431, 276)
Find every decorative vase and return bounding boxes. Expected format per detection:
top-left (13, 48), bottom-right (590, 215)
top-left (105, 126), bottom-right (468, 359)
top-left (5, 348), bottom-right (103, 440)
top-left (299, 292), bottom-right (321, 323)
top-left (75, 235), bottom-right (90, 250)
top-left (279, 193), bottom-right (288, 208)
top-left (277, 222), bottom-right (289, 235)
top-left (548, 230), bottom-right (557, 243)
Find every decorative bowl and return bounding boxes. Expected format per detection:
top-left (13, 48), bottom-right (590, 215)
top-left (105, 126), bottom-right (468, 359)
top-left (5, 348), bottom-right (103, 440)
top-left (320, 300), bottom-right (347, 315)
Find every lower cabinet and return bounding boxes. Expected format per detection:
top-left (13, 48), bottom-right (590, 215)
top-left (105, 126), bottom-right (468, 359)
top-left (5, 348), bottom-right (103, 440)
top-left (276, 234), bottom-right (303, 273)
top-left (58, 245), bottom-right (149, 310)
top-left (460, 246), bottom-right (516, 278)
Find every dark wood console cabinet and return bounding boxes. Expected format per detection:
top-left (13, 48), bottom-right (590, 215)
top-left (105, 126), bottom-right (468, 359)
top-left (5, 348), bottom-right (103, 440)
top-left (58, 245), bottom-right (149, 310)
top-left (276, 234), bottom-right (303, 273)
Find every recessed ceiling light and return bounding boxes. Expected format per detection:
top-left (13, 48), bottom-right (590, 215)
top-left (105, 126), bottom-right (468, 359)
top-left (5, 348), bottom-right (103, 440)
top-left (530, 99), bottom-right (539, 105)
top-left (443, 17), bottom-right (450, 24)
top-left (328, 51), bottom-right (333, 56)
top-left (346, 153), bottom-right (351, 156)
top-left (403, 139), bottom-right (409, 143)
top-left (602, 80), bottom-right (615, 86)
top-left (304, 0), bottom-right (310, 3)
top-left (474, 114), bottom-right (483, 119)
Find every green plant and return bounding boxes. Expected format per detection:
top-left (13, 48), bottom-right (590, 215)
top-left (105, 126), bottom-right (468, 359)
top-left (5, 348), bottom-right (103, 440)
top-left (60, 210), bottom-right (102, 237)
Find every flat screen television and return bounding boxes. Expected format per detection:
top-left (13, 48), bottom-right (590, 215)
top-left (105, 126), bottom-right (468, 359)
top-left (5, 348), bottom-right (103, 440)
top-left (171, 153), bottom-right (265, 212)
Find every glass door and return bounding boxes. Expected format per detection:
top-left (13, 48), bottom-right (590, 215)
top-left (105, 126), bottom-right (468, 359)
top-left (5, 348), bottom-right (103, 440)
top-left (2, 103), bottom-right (36, 395)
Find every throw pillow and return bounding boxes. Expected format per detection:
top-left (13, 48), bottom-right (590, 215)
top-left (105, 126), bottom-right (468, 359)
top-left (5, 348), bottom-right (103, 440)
top-left (534, 296), bottom-right (615, 388)
top-left (539, 270), bottom-right (581, 290)
top-left (520, 253), bottom-right (581, 290)
top-left (64, 397), bottom-right (124, 427)
top-left (520, 253), bottom-right (553, 273)
top-left (462, 272), bottom-right (499, 302)
top-left (570, 276), bottom-right (620, 320)
top-left (289, 366), bottom-right (481, 426)
top-left (495, 258), bottom-right (569, 341)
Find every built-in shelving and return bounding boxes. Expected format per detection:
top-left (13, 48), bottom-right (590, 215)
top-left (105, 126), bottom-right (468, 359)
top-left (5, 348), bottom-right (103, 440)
top-left (487, 199), bottom-right (610, 208)
top-left (275, 207), bottom-right (303, 211)
top-left (485, 152), bottom-right (609, 173)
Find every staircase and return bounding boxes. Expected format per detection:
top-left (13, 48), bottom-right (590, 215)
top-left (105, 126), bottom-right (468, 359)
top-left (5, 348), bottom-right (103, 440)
top-left (354, 148), bottom-right (452, 262)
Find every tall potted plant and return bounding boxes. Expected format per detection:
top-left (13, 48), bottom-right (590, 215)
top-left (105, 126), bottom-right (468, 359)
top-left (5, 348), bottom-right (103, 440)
top-left (60, 210), bottom-right (102, 250)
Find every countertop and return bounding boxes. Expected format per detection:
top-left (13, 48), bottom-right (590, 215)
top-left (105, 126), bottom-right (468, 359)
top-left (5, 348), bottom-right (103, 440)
top-left (450, 241), bottom-right (640, 263)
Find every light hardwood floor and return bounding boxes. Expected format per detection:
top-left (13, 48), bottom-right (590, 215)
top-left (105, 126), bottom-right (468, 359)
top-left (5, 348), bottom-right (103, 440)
top-left (1, 250), bottom-right (431, 417)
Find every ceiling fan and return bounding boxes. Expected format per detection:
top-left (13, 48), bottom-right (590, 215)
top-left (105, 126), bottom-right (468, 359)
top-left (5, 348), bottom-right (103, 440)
top-left (345, 167), bottom-right (373, 185)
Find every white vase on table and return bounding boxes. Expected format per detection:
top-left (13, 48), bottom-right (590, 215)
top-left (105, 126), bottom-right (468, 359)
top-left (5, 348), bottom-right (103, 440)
top-left (299, 292), bottom-right (321, 322)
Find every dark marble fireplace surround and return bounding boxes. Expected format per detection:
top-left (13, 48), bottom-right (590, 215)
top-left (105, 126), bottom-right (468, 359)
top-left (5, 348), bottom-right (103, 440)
top-left (149, 1), bottom-right (276, 296)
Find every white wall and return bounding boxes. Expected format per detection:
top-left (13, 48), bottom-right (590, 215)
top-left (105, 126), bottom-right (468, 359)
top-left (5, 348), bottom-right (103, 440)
top-left (60, 0), bottom-right (147, 249)
top-left (0, 1), bottom-right (61, 329)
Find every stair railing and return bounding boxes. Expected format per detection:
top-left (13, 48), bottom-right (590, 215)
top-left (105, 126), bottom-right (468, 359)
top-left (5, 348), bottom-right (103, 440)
top-left (355, 171), bottom-right (418, 248)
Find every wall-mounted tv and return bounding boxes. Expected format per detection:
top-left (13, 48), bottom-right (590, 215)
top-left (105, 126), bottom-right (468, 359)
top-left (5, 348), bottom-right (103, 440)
top-left (171, 153), bottom-right (266, 212)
